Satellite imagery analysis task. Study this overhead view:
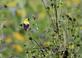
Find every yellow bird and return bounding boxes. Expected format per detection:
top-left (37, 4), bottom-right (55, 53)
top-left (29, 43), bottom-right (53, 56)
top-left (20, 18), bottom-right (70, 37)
top-left (20, 18), bottom-right (30, 31)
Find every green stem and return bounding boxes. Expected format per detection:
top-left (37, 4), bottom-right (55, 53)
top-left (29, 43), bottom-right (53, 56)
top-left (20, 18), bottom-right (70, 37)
top-left (54, 0), bottom-right (59, 34)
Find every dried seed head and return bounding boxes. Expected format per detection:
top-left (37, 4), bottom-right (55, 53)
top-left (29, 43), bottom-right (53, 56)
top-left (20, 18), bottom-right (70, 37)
top-left (20, 24), bottom-right (22, 26)
top-left (76, 44), bottom-right (80, 47)
top-left (29, 37), bottom-right (32, 40)
top-left (50, 0), bottom-right (53, 1)
top-left (4, 5), bottom-right (8, 8)
top-left (51, 3), bottom-right (54, 8)
top-left (25, 50), bottom-right (28, 53)
top-left (46, 7), bottom-right (50, 10)
top-left (73, 18), bottom-right (76, 21)
top-left (32, 56), bottom-right (36, 58)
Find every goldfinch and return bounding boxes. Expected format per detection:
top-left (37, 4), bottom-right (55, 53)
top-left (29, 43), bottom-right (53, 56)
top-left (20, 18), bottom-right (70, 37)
top-left (20, 18), bottom-right (30, 31)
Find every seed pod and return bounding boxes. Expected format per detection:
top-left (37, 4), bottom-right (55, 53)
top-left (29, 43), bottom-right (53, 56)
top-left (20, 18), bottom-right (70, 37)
top-left (29, 37), bottom-right (32, 40)
top-left (63, 48), bottom-right (69, 58)
top-left (46, 7), bottom-right (50, 10)
top-left (4, 5), bottom-right (8, 8)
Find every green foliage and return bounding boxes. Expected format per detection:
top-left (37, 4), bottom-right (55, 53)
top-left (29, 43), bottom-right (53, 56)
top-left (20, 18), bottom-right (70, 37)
top-left (0, 0), bottom-right (81, 58)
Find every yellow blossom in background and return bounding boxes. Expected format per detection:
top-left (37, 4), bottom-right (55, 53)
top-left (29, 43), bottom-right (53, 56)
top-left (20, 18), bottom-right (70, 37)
top-left (29, 0), bottom-right (40, 11)
top-left (64, 0), bottom-right (72, 6)
top-left (6, 0), bottom-right (21, 7)
top-left (80, 26), bottom-right (82, 30)
top-left (12, 44), bottom-right (23, 53)
top-left (39, 11), bottom-right (46, 20)
top-left (16, 9), bottom-right (26, 17)
top-left (6, 1), bottom-right (17, 7)
top-left (64, 0), bottom-right (80, 6)
top-left (72, 0), bottom-right (80, 5)
top-left (5, 37), bottom-right (12, 43)
top-left (13, 32), bottom-right (25, 42)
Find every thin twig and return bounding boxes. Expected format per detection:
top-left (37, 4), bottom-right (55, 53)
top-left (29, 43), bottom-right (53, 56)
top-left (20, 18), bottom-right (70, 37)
top-left (31, 39), bottom-right (45, 57)
top-left (41, 0), bottom-right (56, 30)
top-left (54, 0), bottom-right (59, 34)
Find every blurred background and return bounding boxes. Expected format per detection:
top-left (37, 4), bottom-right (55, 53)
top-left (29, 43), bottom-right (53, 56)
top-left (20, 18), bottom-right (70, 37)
top-left (0, 0), bottom-right (82, 58)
